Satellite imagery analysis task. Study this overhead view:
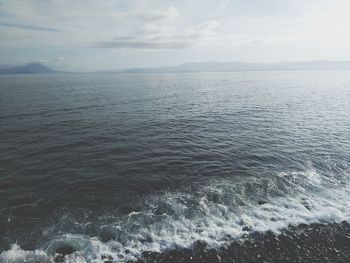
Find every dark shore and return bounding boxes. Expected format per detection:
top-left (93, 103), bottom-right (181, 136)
top-left (132, 221), bottom-right (350, 263)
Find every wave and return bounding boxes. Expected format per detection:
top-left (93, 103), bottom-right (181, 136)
top-left (1, 166), bottom-right (349, 262)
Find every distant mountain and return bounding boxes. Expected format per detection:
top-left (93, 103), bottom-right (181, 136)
top-left (117, 60), bottom-right (350, 73)
top-left (2, 61), bottom-right (350, 74)
top-left (0, 63), bottom-right (56, 74)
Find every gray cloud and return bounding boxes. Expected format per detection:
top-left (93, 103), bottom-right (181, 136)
top-left (126, 7), bottom-right (178, 22)
top-left (51, 56), bottom-right (64, 62)
top-left (0, 22), bottom-right (62, 32)
top-left (1, 0), bottom-right (349, 70)
top-left (94, 19), bottom-right (218, 50)
top-left (96, 40), bottom-right (192, 50)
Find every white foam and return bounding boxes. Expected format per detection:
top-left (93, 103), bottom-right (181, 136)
top-left (1, 168), bottom-right (350, 263)
top-left (0, 244), bottom-right (50, 263)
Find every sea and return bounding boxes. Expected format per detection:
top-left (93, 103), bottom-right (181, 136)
top-left (0, 70), bottom-right (349, 262)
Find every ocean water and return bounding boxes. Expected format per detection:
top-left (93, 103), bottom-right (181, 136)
top-left (0, 71), bottom-right (350, 262)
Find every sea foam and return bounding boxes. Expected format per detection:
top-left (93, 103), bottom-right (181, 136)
top-left (1, 167), bottom-right (349, 263)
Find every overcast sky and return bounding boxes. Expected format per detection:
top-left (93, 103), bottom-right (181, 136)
top-left (0, 0), bottom-right (349, 71)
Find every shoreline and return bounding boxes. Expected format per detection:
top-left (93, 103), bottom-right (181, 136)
top-left (133, 221), bottom-right (350, 263)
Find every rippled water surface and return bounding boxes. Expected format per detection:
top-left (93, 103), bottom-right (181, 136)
top-left (0, 71), bottom-right (350, 262)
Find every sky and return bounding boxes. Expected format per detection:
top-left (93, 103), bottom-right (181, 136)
top-left (0, 0), bottom-right (350, 71)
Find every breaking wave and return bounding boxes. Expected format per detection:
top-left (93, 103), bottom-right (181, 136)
top-left (1, 165), bottom-right (349, 263)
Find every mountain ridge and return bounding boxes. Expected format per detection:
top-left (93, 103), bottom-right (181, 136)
top-left (116, 60), bottom-right (350, 73)
top-left (0, 63), bottom-right (57, 74)
top-left (2, 60), bottom-right (350, 74)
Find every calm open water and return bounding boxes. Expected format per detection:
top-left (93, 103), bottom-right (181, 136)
top-left (0, 71), bottom-right (350, 262)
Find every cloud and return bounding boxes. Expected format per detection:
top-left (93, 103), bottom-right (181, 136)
top-left (96, 41), bottom-right (191, 50)
top-left (51, 56), bottom-right (64, 62)
top-left (125, 7), bottom-right (178, 22)
top-left (0, 2), bottom-right (187, 49)
top-left (2, 0), bottom-right (287, 51)
top-left (95, 19), bottom-right (220, 50)
top-left (1, 0), bottom-right (350, 69)
top-left (19, 58), bottom-right (46, 65)
top-left (0, 22), bottom-right (62, 32)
